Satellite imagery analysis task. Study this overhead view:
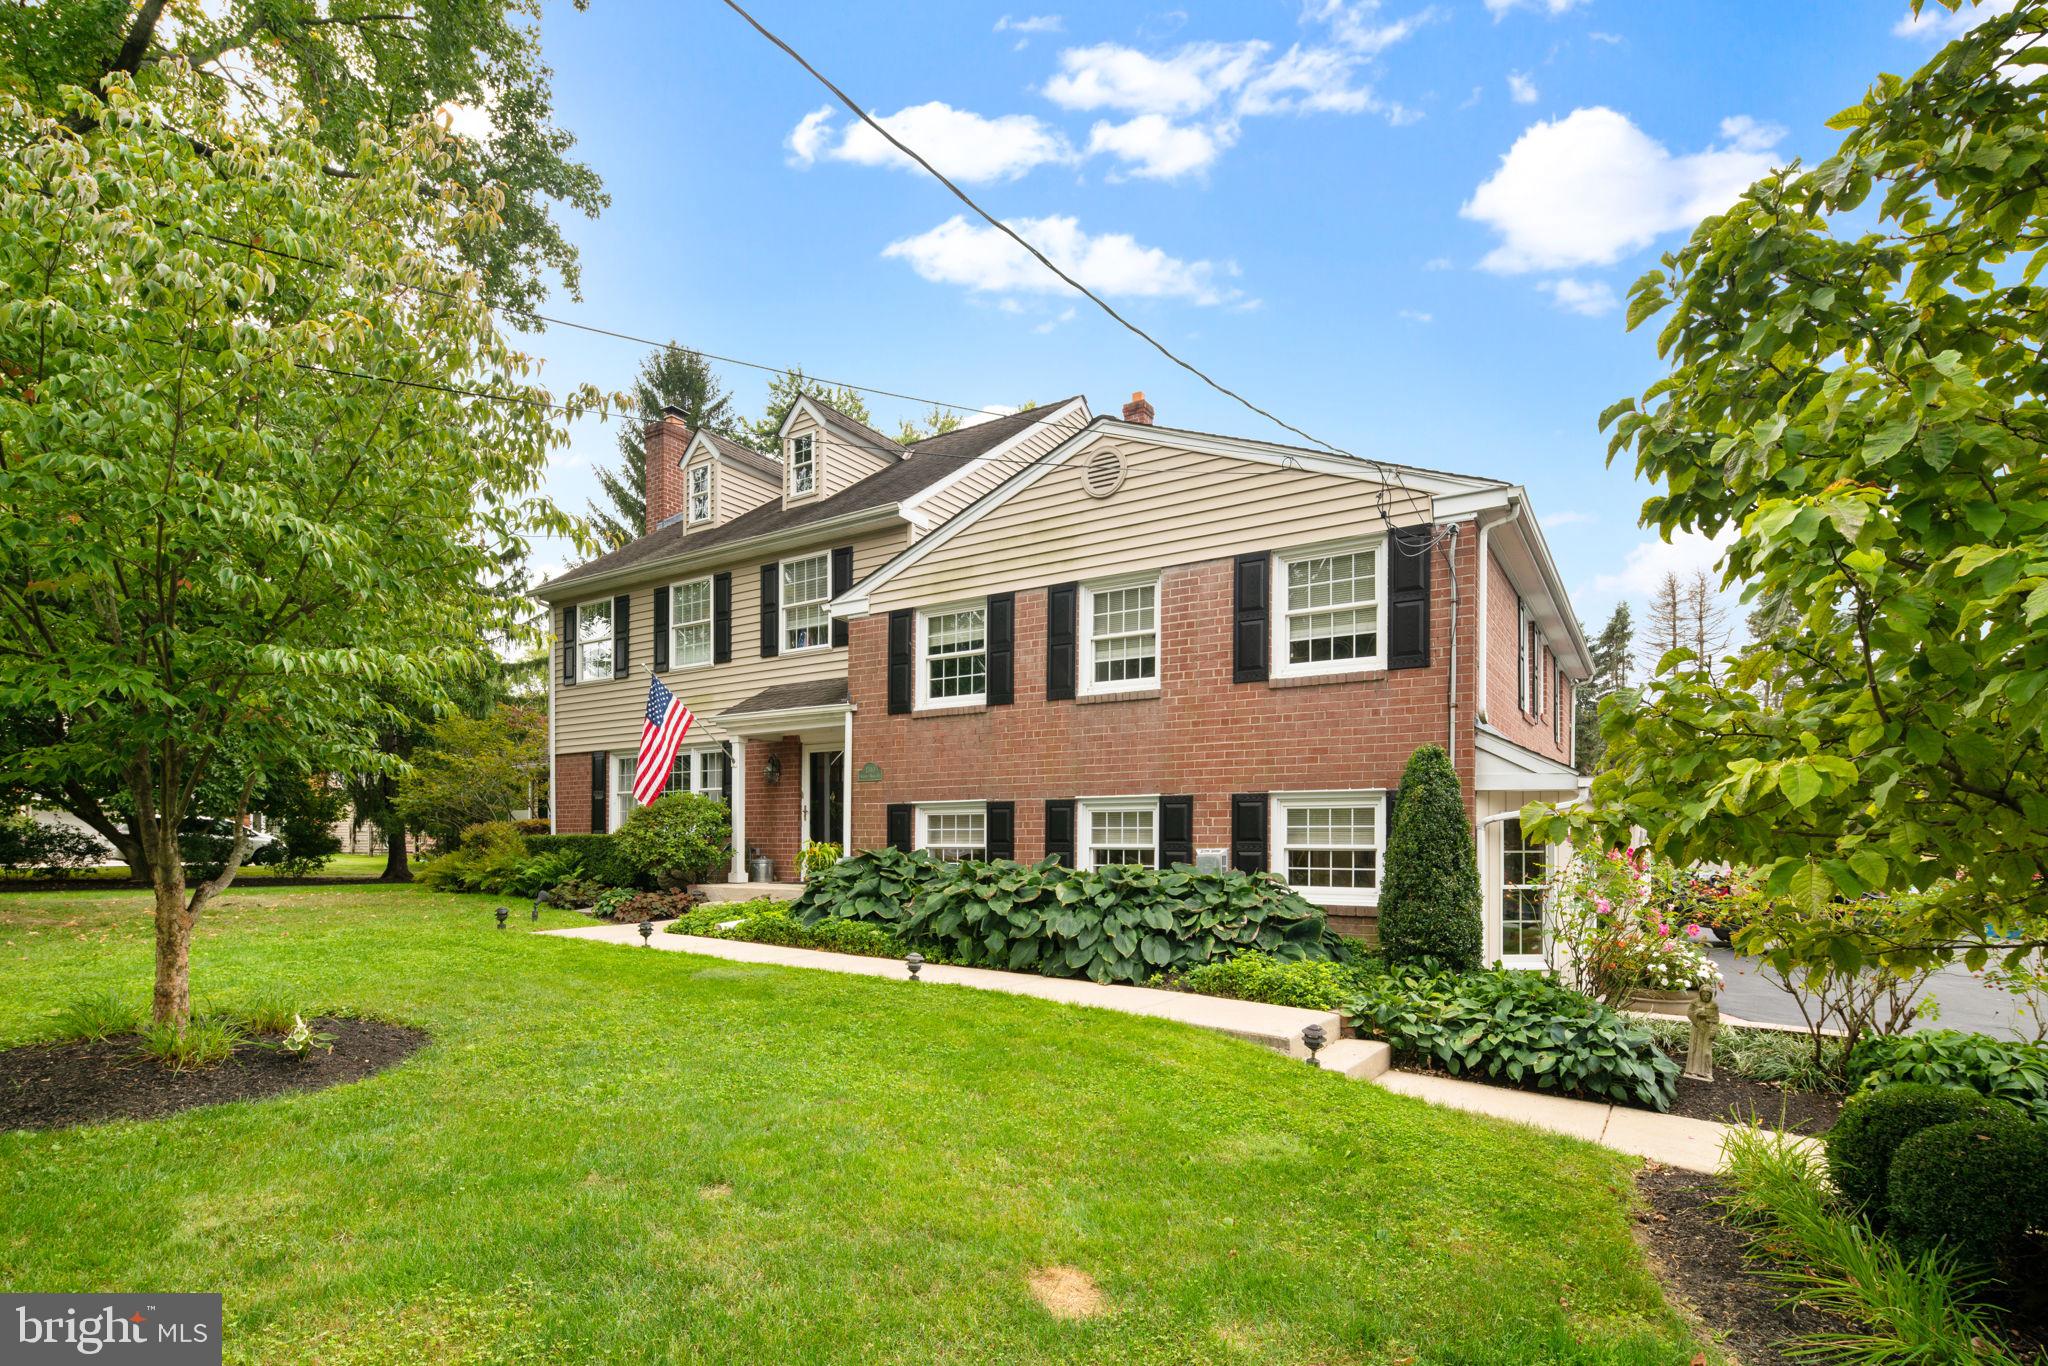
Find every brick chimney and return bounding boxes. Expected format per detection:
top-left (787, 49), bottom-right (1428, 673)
top-left (643, 404), bottom-right (691, 535)
top-left (1121, 390), bottom-right (1154, 425)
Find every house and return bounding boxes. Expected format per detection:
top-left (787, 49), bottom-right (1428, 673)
top-left (537, 391), bottom-right (1588, 962)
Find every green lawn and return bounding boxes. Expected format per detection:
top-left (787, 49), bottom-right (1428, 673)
top-left (0, 885), bottom-right (1705, 1365)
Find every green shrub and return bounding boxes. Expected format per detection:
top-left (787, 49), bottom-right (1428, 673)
top-left (1643, 1018), bottom-right (1848, 1092)
top-left (525, 834), bottom-right (643, 889)
top-left (52, 990), bottom-right (140, 1042)
top-left (415, 821), bottom-right (529, 893)
top-left (797, 840), bottom-right (842, 882)
top-left (669, 900), bottom-right (907, 958)
top-left (794, 846), bottom-right (935, 922)
top-left (612, 794), bottom-right (731, 887)
top-left (1847, 1029), bottom-right (2048, 1119)
top-left (546, 876), bottom-right (613, 909)
top-left (1376, 745), bottom-right (1482, 971)
top-left (1887, 1114), bottom-right (2048, 1271)
top-left (0, 812), bottom-right (108, 873)
top-left (136, 1017), bottom-right (245, 1071)
top-left (507, 850), bottom-right (583, 898)
top-left (1174, 952), bottom-right (1384, 1010)
top-left (1349, 967), bottom-right (1681, 1110)
top-left (1824, 1083), bottom-right (2022, 1220)
top-left (513, 818), bottom-right (551, 836)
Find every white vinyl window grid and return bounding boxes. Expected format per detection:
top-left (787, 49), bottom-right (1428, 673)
top-left (1273, 538), bottom-right (1385, 678)
top-left (1500, 816), bottom-right (1548, 960)
top-left (610, 755), bottom-right (635, 832)
top-left (663, 745), bottom-right (729, 802)
top-left (1079, 798), bottom-right (1158, 870)
top-left (1079, 576), bottom-right (1159, 696)
top-left (687, 463), bottom-right (712, 523)
top-left (781, 552), bottom-right (831, 652)
top-left (789, 432), bottom-right (816, 497)
top-left (1272, 793), bottom-right (1383, 907)
top-left (575, 599), bottom-right (614, 683)
top-left (670, 576), bottom-right (713, 669)
top-left (916, 803), bottom-right (987, 863)
top-left (917, 603), bottom-right (988, 709)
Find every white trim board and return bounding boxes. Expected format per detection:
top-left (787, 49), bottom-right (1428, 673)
top-left (894, 397), bottom-right (1092, 524)
top-left (1474, 725), bottom-right (1582, 793)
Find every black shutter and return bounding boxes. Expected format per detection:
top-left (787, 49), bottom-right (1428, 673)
top-left (986, 801), bottom-right (1015, 861)
top-left (759, 564), bottom-right (779, 658)
top-left (986, 592), bottom-right (1015, 706)
top-left (1230, 793), bottom-right (1268, 873)
top-left (1045, 582), bottom-right (1078, 701)
top-left (830, 546), bottom-right (854, 647)
top-left (1387, 524), bottom-right (1433, 670)
top-left (1233, 551), bottom-right (1269, 683)
top-left (1160, 796), bottom-right (1194, 867)
top-left (886, 804), bottom-right (913, 853)
top-left (719, 741), bottom-right (733, 805)
top-left (612, 593), bottom-right (631, 677)
top-left (712, 572), bottom-right (732, 664)
top-left (652, 585), bottom-right (670, 672)
top-left (560, 605), bottom-right (577, 687)
top-left (1043, 799), bottom-right (1077, 867)
top-left (887, 609), bottom-right (914, 715)
top-left (591, 752), bottom-right (608, 833)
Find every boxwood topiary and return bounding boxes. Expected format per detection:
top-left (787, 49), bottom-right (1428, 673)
top-left (1376, 745), bottom-right (1482, 971)
top-left (1823, 1082), bottom-right (2023, 1221)
top-left (1886, 1114), bottom-right (2048, 1270)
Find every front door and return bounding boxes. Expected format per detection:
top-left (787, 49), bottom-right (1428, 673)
top-left (806, 749), bottom-right (845, 846)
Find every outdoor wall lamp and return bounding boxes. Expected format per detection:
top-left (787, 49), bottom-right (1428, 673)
top-left (763, 754), bottom-right (783, 785)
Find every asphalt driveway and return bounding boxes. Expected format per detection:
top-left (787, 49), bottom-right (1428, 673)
top-left (1708, 946), bottom-right (2040, 1041)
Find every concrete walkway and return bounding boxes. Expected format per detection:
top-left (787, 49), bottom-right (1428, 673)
top-left (543, 920), bottom-right (1775, 1172)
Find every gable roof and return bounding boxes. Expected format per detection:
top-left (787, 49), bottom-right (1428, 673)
top-left (692, 429), bottom-right (783, 485)
top-left (536, 401), bottom-right (1084, 600)
top-left (785, 396), bottom-right (902, 459)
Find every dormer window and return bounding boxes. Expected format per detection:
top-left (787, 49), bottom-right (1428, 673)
top-left (687, 463), bottom-right (711, 523)
top-left (790, 433), bottom-right (816, 497)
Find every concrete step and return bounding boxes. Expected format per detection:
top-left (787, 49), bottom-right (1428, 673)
top-left (694, 881), bottom-right (806, 902)
top-left (1316, 1038), bottom-right (1391, 1079)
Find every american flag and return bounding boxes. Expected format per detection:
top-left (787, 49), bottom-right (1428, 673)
top-left (631, 674), bottom-right (696, 805)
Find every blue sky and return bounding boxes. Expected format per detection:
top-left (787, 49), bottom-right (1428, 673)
top-left (516, 0), bottom-right (1984, 631)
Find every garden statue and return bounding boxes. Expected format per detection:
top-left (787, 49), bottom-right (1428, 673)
top-left (1684, 985), bottom-right (1719, 1082)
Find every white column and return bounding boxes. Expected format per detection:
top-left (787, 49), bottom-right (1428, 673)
top-left (841, 708), bottom-right (855, 852)
top-left (729, 738), bottom-right (749, 883)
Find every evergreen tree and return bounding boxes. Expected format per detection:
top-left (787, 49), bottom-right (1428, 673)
top-left (743, 368), bottom-right (873, 453)
top-left (1575, 603), bottom-right (1634, 770)
top-left (1376, 745), bottom-right (1482, 970)
top-left (590, 346), bottom-right (737, 550)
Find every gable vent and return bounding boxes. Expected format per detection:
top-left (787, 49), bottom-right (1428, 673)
top-left (1082, 445), bottom-right (1126, 499)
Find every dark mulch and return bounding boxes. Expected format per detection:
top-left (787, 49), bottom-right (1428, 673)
top-left (0, 1018), bottom-right (427, 1131)
top-left (1668, 1070), bottom-right (1843, 1135)
top-left (1634, 1166), bottom-right (1847, 1366)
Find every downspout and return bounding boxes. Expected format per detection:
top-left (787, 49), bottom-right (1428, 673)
top-left (547, 608), bottom-right (558, 836)
top-left (1443, 523), bottom-right (1461, 758)
top-left (1473, 499), bottom-right (1525, 728)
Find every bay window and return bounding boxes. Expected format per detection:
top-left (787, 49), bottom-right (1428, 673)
top-left (1274, 539), bottom-right (1382, 677)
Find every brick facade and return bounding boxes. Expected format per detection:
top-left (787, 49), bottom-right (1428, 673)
top-left (554, 750), bottom-right (596, 834)
top-left (739, 736), bottom-right (807, 881)
top-left (643, 414), bottom-right (689, 535)
top-left (1481, 552), bottom-right (1573, 762)
top-left (848, 533), bottom-right (1489, 937)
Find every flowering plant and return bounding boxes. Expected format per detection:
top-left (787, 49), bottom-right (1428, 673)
top-left (1547, 847), bottom-right (1721, 1005)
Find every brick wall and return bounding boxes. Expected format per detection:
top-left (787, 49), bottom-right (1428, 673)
top-left (644, 415), bottom-right (688, 534)
top-left (740, 736), bottom-right (806, 881)
top-left (555, 750), bottom-right (594, 834)
top-left (848, 534), bottom-right (1486, 937)
top-left (1481, 551), bottom-right (1571, 762)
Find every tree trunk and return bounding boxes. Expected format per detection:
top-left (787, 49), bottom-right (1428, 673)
top-left (380, 822), bottom-right (412, 882)
top-left (149, 844), bottom-right (193, 1029)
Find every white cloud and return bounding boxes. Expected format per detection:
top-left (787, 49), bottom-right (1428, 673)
top-left (1462, 106), bottom-right (1786, 273)
top-left (1239, 44), bottom-right (1382, 115)
top-left (1542, 277), bottom-right (1617, 315)
top-left (1587, 526), bottom-right (1736, 600)
top-left (1088, 115), bottom-right (1235, 180)
top-left (883, 214), bottom-right (1243, 306)
top-left (1305, 0), bottom-right (1439, 56)
top-left (1042, 40), bottom-right (1269, 115)
top-left (1422, 256), bottom-right (1454, 270)
top-left (1034, 307), bottom-right (1078, 333)
top-left (787, 101), bottom-right (1075, 183)
top-left (1506, 70), bottom-right (1539, 103)
top-left (1894, 0), bottom-right (2013, 38)
top-left (995, 14), bottom-right (1065, 33)
top-left (1542, 509), bottom-right (1595, 528)
top-left (1589, 30), bottom-right (1625, 44)
top-left (1485, 0), bottom-right (1589, 16)
top-left (1397, 308), bottom-right (1434, 323)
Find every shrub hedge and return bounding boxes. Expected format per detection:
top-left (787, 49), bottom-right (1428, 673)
top-left (1886, 1114), bottom-right (2048, 1271)
top-left (1823, 1083), bottom-right (2022, 1221)
top-left (1169, 952), bottom-right (1384, 1010)
top-left (1847, 1029), bottom-right (2048, 1119)
top-left (525, 834), bottom-right (644, 889)
top-left (670, 900), bottom-right (907, 958)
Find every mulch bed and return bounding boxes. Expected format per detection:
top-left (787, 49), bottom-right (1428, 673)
top-left (0, 1018), bottom-right (427, 1131)
top-left (1634, 1166), bottom-right (1847, 1366)
top-left (1667, 1069), bottom-right (1842, 1135)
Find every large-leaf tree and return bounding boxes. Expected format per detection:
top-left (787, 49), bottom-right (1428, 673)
top-left (1536, 0), bottom-right (2048, 970)
top-left (0, 76), bottom-right (581, 1026)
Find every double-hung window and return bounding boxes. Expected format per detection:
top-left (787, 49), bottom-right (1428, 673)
top-left (781, 552), bottom-right (831, 652)
top-left (687, 464), bottom-right (712, 523)
top-left (917, 803), bottom-right (987, 862)
top-left (663, 745), bottom-right (730, 802)
top-left (670, 576), bottom-right (713, 668)
top-left (1500, 817), bottom-right (1548, 961)
top-left (918, 603), bottom-right (987, 708)
top-left (1080, 798), bottom-right (1158, 869)
top-left (610, 756), bottom-right (635, 831)
top-left (1272, 793), bottom-right (1383, 906)
top-left (1275, 539), bottom-right (1383, 677)
top-left (1080, 577), bottom-right (1158, 694)
top-left (575, 599), bottom-right (614, 682)
top-left (789, 433), bottom-right (816, 497)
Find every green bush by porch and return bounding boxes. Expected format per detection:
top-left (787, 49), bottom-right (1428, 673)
top-left (1376, 745), bottom-right (1483, 971)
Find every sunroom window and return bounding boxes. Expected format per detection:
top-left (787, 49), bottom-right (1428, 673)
top-left (576, 599), bottom-right (614, 682)
top-left (1276, 540), bottom-right (1381, 676)
top-left (671, 577), bottom-right (712, 668)
top-left (1081, 579), bottom-right (1158, 694)
top-left (920, 604), bottom-right (987, 707)
top-left (781, 552), bottom-right (831, 651)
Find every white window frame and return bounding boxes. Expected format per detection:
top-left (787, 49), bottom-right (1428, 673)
top-left (662, 744), bottom-right (730, 802)
top-left (669, 575), bottom-right (714, 669)
top-left (1078, 574), bottom-right (1161, 697)
top-left (611, 754), bottom-right (635, 832)
top-left (617, 746), bottom-right (730, 831)
top-left (1499, 816), bottom-right (1550, 967)
top-left (1271, 536), bottom-right (1387, 680)
top-left (686, 462), bottom-right (713, 524)
top-left (575, 599), bottom-right (614, 683)
top-left (915, 601), bottom-right (989, 710)
top-left (915, 802), bottom-right (987, 863)
top-left (779, 551), bottom-right (832, 653)
top-left (789, 432), bottom-right (817, 498)
top-left (1271, 791), bottom-right (1384, 908)
top-left (1077, 797), bottom-right (1160, 871)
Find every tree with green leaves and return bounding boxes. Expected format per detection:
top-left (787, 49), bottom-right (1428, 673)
top-left (744, 368), bottom-right (874, 452)
top-left (393, 705), bottom-right (548, 849)
top-left (0, 77), bottom-right (578, 1026)
top-left (590, 345), bottom-right (738, 549)
top-left (1377, 746), bottom-right (1482, 970)
top-left (1575, 603), bottom-right (1634, 769)
top-left (1532, 0), bottom-right (2048, 973)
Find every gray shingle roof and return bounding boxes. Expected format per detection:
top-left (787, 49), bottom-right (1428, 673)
top-left (700, 429), bottom-right (783, 484)
top-left (720, 678), bottom-right (850, 717)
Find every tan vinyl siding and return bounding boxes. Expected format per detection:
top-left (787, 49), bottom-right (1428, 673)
top-left (718, 458), bottom-right (779, 519)
top-left (909, 403), bottom-right (1092, 529)
top-left (553, 527), bottom-right (907, 753)
top-left (782, 409), bottom-right (893, 508)
top-left (867, 434), bottom-right (1431, 611)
